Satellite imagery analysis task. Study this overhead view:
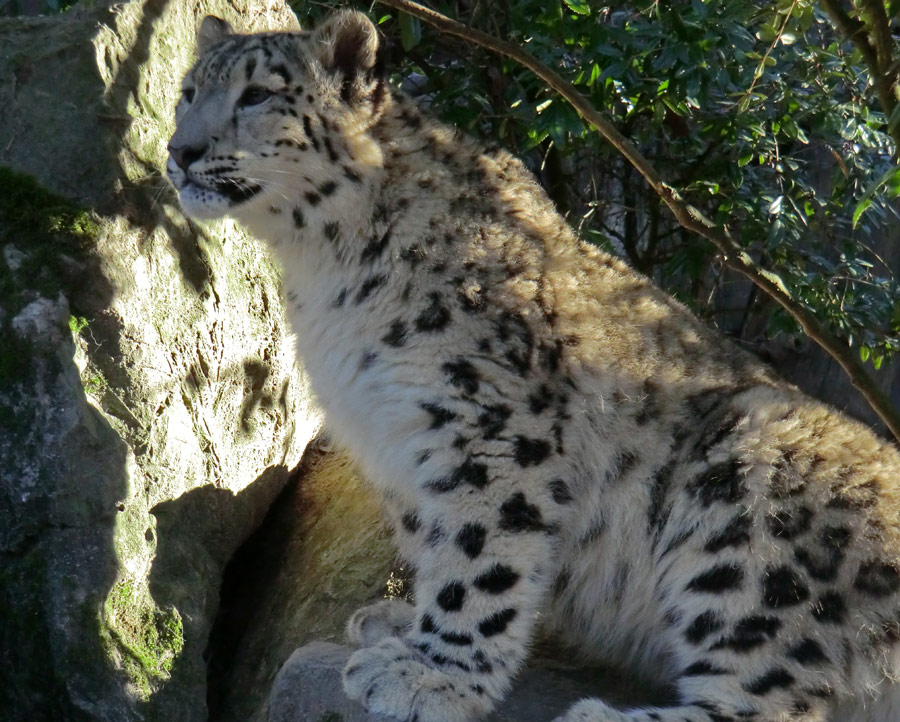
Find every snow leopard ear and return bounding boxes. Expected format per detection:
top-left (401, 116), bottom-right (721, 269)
top-left (312, 10), bottom-right (382, 91)
top-left (197, 16), bottom-right (234, 54)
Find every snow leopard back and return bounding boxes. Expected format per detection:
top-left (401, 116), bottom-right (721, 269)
top-left (168, 10), bottom-right (900, 722)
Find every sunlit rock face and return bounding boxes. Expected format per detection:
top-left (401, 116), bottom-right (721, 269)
top-left (0, 1), bottom-right (321, 720)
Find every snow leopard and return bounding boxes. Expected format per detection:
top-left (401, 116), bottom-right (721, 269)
top-left (166, 9), bottom-right (900, 722)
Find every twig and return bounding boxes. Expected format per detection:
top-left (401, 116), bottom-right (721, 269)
top-left (375, 0), bottom-right (900, 441)
top-left (742, 0), bottom-right (799, 107)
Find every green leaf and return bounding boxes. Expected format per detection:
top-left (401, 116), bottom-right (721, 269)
top-left (756, 23), bottom-right (777, 42)
top-left (563, 0), bottom-right (591, 15)
top-left (399, 13), bottom-right (422, 52)
top-left (852, 166), bottom-right (899, 228)
top-left (548, 121), bottom-right (568, 149)
top-left (852, 198), bottom-right (871, 229)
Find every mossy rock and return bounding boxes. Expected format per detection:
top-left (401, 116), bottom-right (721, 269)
top-left (0, 166), bottom-right (101, 383)
top-left (0, 1), bottom-right (315, 721)
top-left (103, 579), bottom-right (185, 700)
top-left (208, 446), bottom-right (396, 722)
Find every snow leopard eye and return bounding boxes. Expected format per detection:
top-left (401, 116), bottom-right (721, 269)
top-left (181, 87), bottom-right (195, 104)
top-left (237, 85), bottom-right (274, 108)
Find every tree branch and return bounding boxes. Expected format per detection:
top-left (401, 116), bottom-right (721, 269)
top-left (861, 0), bottom-right (894, 72)
top-left (820, 0), bottom-right (900, 149)
top-left (375, 0), bottom-right (900, 441)
top-left (820, 0), bottom-right (879, 69)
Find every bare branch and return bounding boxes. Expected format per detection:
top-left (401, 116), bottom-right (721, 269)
top-left (375, 0), bottom-right (900, 441)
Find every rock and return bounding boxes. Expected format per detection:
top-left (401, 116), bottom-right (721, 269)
top-left (0, 1), bottom-right (318, 720)
top-left (10, 294), bottom-right (71, 348)
top-left (209, 445), bottom-right (396, 722)
top-left (267, 643), bottom-right (375, 722)
top-left (266, 642), bottom-right (669, 722)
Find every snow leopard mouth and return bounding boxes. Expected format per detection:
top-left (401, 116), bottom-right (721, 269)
top-left (214, 178), bottom-right (264, 204)
top-left (173, 177), bottom-right (263, 221)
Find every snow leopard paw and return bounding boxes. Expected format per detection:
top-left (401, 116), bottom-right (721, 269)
top-left (346, 599), bottom-right (416, 647)
top-left (342, 636), bottom-right (490, 722)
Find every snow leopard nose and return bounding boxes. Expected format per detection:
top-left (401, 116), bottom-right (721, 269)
top-left (168, 141), bottom-right (209, 172)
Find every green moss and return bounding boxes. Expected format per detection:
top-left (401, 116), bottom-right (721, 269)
top-left (0, 166), bottom-right (98, 241)
top-left (0, 166), bottom-right (101, 385)
top-left (83, 373), bottom-right (105, 396)
top-left (69, 315), bottom-right (89, 334)
top-left (102, 579), bottom-right (184, 701)
top-left (0, 165), bottom-right (98, 307)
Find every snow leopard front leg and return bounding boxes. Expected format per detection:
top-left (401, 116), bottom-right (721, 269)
top-left (342, 430), bottom-right (564, 721)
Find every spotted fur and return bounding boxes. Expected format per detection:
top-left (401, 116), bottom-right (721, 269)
top-left (168, 11), bottom-right (900, 722)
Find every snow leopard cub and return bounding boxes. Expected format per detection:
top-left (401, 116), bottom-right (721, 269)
top-left (167, 10), bottom-right (900, 722)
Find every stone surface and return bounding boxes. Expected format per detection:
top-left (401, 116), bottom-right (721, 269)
top-left (209, 444), bottom-right (396, 722)
top-left (0, 1), bottom-right (317, 721)
top-left (267, 642), bottom-right (669, 722)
